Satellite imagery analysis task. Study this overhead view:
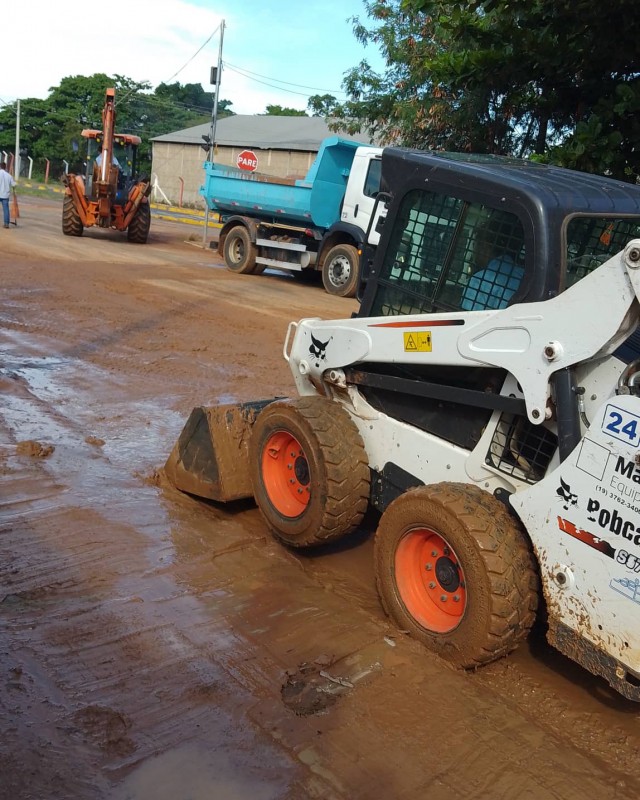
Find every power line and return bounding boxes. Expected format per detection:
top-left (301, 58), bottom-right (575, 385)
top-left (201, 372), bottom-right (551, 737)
top-left (164, 23), bottom-right (222, 85)
top-left (223, 61), bottom-right (346, 95)
top-left (223, 63), bottom-right (344, 100)
top-left (113, 23), bottom-right (223, 109)
top-left (0, 93), bottom-right (214, 126)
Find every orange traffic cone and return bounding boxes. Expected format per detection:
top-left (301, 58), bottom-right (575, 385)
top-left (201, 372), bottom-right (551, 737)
top-left (10, 192), bottom-right (19, 226)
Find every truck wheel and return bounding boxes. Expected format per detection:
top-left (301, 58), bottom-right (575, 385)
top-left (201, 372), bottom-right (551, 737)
top-left (223, 226), bottom-right (257, 274)
top-left (374, 483), bottom-right (538, 668)
top-left (62, 196), bottom-right (83, 237)
top-left (322, 244), bottom-right (359, 297)
top-left (127, 201), bottom-right (151, 243)
top-left (249, 397), bottom-right (370, 548)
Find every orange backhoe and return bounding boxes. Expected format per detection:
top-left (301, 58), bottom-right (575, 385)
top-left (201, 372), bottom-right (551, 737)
top-left (62, 88), bottom-right (151, 243)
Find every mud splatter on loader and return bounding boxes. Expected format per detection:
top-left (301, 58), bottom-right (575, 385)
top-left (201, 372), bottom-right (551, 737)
top-left (167, 148), bottom-right (640, 701)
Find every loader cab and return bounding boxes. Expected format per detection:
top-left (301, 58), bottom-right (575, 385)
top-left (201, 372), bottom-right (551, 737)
top-left (352, 150), bottom-right (640, 486)
top-left (83, 130), bottom-right (141, 202)
top-left (359, 150), bottom-right (640, 319)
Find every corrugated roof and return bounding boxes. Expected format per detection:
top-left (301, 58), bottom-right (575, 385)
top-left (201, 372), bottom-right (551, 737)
top-left (152, 114), bottom-right (375, 151)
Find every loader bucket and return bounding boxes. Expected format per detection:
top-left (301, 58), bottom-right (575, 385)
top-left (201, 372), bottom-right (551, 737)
top-left (164, 399), bottom-right (280, 502)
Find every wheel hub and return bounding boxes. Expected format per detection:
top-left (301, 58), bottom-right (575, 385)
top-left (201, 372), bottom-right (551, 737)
top-left (394, 527), bottom-right (467, 634)
top-left (435, 556), bottom-right (460, 593)
top-left (330, 256), bottom-right (350, 286)
top-left (294, 455), bottom-right (309, 485)
top-left (261, 431), bottom-right (311, 518)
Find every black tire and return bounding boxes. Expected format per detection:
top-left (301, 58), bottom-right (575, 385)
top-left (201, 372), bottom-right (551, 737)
top-left (127, 201), bottom-right (150, 243)
top-left (249, 397), bottom-right (370, 547)
top-left (374, 483), bottom-right (539, 668)
top-left (62, 195), bottom-right (83, 237)
top-left (223, 226), bottom-right (257, 274)
top-left (322, 244), bottom-right (359, 297)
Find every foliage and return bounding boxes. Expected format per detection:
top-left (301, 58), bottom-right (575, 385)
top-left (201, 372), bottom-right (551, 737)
top-left (307, 94), bottom-right (340, 117)
top-left (0, 73), bottom-right (234, 176)
top-left (262, 105), bottom-right (308, 116)
top-left (331, 0), bottom-right (640, 181)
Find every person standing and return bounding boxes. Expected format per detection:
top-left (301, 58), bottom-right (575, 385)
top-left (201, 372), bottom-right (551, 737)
top-left (0, 162), bottom-right (17, 228)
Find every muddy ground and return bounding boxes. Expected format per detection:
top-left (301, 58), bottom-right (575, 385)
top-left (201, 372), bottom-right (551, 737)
top-left (1, 195), bottom-right (639, 800)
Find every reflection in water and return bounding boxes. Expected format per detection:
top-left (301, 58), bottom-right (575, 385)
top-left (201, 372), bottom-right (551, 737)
top-left (110, 743), bottom-right (291, 800)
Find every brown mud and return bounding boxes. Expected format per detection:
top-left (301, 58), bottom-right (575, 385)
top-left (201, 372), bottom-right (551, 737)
top-left (1, 195), bottom-right (639, 800)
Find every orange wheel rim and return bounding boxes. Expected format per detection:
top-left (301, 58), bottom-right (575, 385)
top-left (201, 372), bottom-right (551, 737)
top-left (395, 527), bottom-right (466, 633)
top-left (261, 431), bottom-right (311, 518)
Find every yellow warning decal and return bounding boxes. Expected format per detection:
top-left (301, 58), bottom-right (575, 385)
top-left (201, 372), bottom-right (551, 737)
top-left (403, 331), bottom-right (432, 352)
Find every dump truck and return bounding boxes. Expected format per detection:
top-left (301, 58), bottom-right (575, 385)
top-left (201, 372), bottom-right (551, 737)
top-left (167, 148), bottom-right (640, 701)
top-left (62, 88), bottom-right (151, 243)
top-left (202, 136), bottom-right (383, 297)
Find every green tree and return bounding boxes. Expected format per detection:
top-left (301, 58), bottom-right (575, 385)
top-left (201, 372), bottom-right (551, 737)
top-left (307, 94), bottom-right (339, 117)
top-left (334, 0), bottom-right (640, 180)
top-left (217, 99), bottom-right (234, 117)
top-left (262, 105), bottom-right (308, 116)
top-left (0, 74), bottom-right (233, 177)
top-left (154, 81), bottom-right (213, 110)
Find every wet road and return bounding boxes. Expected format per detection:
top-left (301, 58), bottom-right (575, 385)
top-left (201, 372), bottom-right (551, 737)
top-left (1, 195), bottom-right (639, 800)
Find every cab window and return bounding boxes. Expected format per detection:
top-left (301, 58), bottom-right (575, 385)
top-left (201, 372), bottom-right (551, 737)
top-left (565, 217), bottom-right (640, 287)
top-left (370, 189), bottom-right (526, 316)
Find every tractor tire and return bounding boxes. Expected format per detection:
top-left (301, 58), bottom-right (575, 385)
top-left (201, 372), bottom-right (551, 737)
top-left (249, 397), bottom-right (370, 548)
top-left (62, 196), bottom-right (83, 237)
top-left (374, 483), bottom-right (539, 668)
top-left (223, 226), bottom-right (257, 274)
top-left (322, 244), bottom-right (359, 297)
top-left (127, 201), bottom-right (151, 243)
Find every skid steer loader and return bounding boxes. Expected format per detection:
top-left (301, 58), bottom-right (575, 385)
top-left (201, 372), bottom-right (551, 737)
top-left (62, 88), bottom-right (151, 243)
top-left (165, 148), bottom-right (640, 701)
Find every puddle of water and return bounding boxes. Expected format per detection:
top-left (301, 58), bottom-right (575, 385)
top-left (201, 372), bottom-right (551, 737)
top-left (110, 742), bottom-right (291, 800)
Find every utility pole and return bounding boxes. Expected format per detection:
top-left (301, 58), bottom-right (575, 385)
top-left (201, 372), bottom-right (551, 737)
top-left (14, 99), bottom-right (20, 179)
top-left (209, 20), bottom-right (225, 163)
top-left (202, 20), bottom-right (225, 248)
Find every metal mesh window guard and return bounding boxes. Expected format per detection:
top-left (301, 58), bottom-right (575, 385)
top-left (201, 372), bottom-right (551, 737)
top-left (487, 413), bottom-right (557, 484)
top-left (566, 217), bottom-right (640, 287)
top-left (370, 190), bottom-right (526, 316)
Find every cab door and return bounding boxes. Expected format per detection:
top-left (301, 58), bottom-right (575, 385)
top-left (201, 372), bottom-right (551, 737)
top-left (341, 149), bottom-right (383, 245)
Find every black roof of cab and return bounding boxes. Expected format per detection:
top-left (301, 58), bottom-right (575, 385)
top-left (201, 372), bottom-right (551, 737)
top-left (373, 148), bottom-right (640, 306)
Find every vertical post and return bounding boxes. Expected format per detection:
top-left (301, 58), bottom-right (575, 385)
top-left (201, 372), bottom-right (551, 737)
top-left (63, 160), bottom-right (69, 174)
top-left (209, 20), bottom-right (225, 165)
top-left (45, 159), bottom-right (50, 184)
top-left (203, 19), bottom-right (225, 249)
top-left (14, 99), bottom-right (20, 179)
top-left (28, 157), bottom-right (33, 179)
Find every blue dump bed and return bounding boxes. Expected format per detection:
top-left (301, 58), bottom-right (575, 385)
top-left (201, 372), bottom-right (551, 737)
top-left (201, 137), bottom-right (370, 230)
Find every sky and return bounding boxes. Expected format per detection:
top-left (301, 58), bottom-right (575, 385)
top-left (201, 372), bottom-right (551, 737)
top-left (1, 0), bottom-right (385, 116)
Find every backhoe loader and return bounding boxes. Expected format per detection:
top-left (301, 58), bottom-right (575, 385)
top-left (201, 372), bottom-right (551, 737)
top-left (166, 148), bottom-right (640, 701)
top-left (62, 88), bottom-right (151, 242)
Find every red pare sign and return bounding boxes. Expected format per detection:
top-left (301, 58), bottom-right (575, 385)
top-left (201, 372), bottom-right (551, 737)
top-left (237, 150), bottom-right (258, 172)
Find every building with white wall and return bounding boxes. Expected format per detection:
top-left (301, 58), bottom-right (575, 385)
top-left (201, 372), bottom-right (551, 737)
top-left (151, 115), bottom-right (374, 207)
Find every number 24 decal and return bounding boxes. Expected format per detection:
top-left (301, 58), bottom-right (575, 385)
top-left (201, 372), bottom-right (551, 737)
top-left (604, 404), bottom-right (640, 446)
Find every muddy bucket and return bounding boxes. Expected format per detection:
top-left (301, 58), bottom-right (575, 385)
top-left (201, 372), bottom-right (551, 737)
top-left (164, 399), bottom-right (279, 502)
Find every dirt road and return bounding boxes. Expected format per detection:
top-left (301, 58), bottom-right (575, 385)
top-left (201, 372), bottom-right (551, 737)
top-left (1, 195), bottom-right (639, 800)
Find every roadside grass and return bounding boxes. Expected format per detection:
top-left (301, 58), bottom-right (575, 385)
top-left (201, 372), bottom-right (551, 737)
top-left (15, 181), bottom-right (64, 201)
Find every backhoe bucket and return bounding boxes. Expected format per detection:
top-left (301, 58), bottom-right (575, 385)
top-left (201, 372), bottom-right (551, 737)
top-left (164, 399), bottom-right (278, 502)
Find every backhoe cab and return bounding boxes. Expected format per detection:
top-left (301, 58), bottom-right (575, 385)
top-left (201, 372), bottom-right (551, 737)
top-left (62, 88), bottom-right (151, 243)
top-left (166, 149), bottom-right (640, 701)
